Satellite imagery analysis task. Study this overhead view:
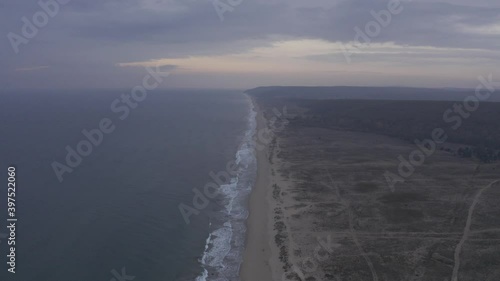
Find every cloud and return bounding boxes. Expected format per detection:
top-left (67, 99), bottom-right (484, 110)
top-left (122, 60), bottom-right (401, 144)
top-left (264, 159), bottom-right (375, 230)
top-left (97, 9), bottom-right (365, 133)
top-left (1, 0), bottom-right (500, 88)
top-left (457, 23), bottom-right (500, 35)
top-left (15, 66), bottom-right (50, 72)
top-left (117, 39), bottom-right (500, 80)
top-left (49, 0), bottom-right (500, 51)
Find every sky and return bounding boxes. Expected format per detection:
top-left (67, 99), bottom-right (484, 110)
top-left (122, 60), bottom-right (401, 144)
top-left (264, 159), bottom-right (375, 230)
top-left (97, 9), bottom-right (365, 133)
top-left (1, 0), bottom-right (499, 89)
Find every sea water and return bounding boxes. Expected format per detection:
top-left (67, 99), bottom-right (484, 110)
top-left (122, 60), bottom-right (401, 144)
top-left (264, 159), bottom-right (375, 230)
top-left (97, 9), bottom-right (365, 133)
top-left (0, 89), bottom-right (255, 281)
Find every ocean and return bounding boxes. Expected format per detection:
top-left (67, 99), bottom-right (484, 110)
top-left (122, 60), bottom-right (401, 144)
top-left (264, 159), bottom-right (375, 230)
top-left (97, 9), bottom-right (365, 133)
top-left (0, 89), bottom-right (256, 281)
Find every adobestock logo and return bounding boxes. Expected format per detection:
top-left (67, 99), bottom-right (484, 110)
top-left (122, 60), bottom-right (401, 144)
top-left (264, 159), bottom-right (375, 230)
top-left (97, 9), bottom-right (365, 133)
top-left (7, 0), bottom-right (71, 54)
top-left (342, 0), bottom-right (412, 63)
top-left (51, 66), bottom-right (171, 183)
top-left (212, 0), bottom-right (244, 21)
top-left (384, 74), bottom-right (500, 191)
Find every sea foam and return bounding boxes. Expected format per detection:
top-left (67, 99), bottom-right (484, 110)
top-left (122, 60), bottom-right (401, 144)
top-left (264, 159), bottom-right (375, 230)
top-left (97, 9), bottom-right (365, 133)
top-left (195, 94), bottom-right (257, 281)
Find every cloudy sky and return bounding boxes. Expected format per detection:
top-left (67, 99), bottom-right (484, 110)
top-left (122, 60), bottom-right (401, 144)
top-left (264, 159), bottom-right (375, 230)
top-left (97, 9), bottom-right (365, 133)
top-left (1, 0), bottom-right (499, 89)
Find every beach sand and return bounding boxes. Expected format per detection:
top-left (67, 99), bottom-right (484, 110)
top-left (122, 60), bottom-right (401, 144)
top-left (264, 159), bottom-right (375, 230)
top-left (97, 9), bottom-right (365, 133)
top-left (240, 100), bottom-right (276, 281)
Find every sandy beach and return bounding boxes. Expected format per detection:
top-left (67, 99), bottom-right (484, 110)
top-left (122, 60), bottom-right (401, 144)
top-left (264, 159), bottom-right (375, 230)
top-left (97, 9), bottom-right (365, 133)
top-left (240, 99), bottom-right (276, 281)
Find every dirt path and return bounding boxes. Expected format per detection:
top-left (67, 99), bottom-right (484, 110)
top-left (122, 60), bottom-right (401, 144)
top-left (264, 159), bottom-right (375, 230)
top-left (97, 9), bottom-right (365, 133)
top-left (326, 169), bottom-right (379, 281)
top-left (452, 179), bottom-right (500, 281)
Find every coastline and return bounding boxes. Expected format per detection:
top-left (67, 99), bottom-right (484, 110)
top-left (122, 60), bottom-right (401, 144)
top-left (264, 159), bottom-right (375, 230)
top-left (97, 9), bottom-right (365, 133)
top-left (195, 93), bottom-right (259, 281)
top-left (240, 97), bottom-right (275, 281)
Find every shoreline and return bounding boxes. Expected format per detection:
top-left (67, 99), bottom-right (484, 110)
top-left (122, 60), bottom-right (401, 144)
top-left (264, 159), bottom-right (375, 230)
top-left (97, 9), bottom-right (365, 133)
top-left (240, 97), bottom-right (275, 281)
top-left (195, 94), bottom-right (261, 281)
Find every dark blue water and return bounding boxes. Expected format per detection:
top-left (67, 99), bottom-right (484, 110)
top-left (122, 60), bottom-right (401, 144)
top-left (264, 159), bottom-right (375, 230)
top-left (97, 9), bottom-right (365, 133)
top-left (0, 89), bottom-right (253, 281)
